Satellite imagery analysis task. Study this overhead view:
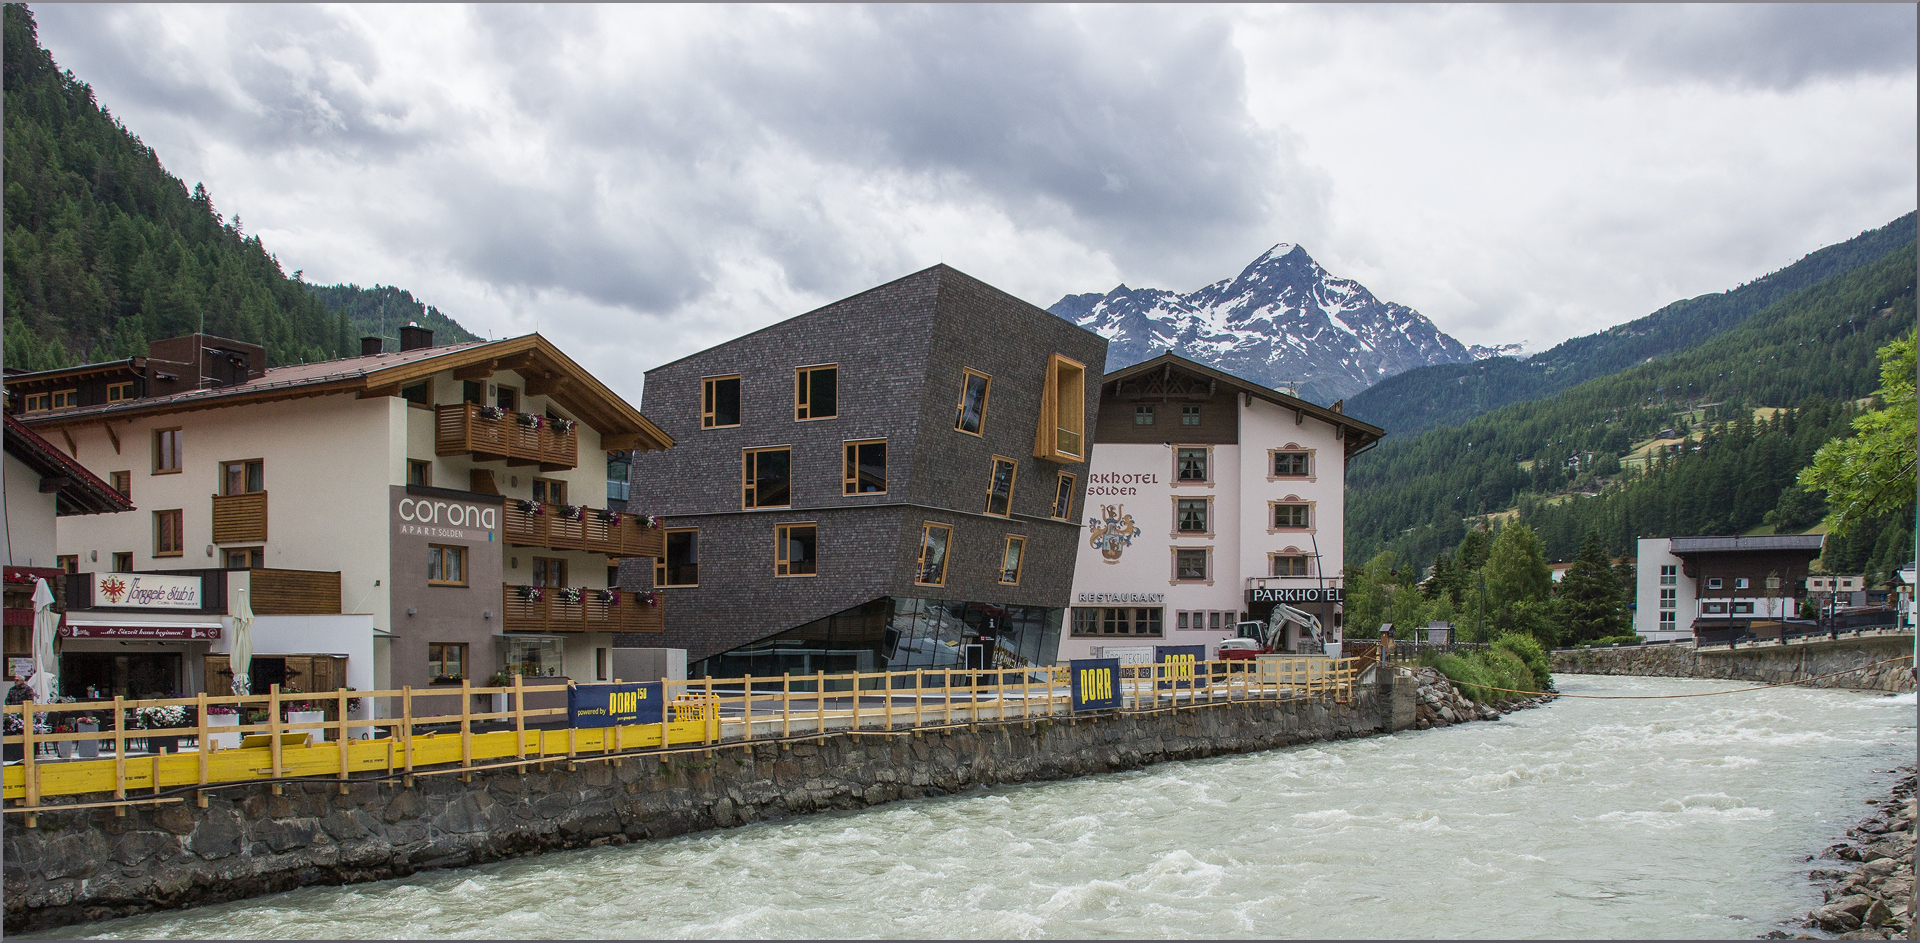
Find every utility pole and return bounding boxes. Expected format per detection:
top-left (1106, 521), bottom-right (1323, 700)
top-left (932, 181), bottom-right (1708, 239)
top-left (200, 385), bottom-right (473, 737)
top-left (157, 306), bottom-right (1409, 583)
top-left (1478, 571), bottom-right (1487, 644)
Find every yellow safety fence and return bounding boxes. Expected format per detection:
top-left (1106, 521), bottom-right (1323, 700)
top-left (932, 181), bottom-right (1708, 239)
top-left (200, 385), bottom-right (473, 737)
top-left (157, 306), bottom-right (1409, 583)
top-left (3, 657), bottom-right (1359, 818)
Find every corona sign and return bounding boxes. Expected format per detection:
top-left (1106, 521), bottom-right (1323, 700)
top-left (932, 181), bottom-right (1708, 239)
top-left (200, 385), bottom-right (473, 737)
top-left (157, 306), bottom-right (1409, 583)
top-left (1070, 658), bottom-right (1121, 712)
top-left (567, 681), bottom-right (664, 727)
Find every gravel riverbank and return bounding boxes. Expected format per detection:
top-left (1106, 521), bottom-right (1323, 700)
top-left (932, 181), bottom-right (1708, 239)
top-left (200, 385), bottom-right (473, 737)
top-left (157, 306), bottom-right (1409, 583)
top-left (1794, 765), bottom-right (1917, 940)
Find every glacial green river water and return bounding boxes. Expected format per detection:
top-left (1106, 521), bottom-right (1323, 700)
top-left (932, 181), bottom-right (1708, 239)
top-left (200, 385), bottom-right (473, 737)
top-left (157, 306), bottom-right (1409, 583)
top-left (51, 675), bottom-right (1917, 939)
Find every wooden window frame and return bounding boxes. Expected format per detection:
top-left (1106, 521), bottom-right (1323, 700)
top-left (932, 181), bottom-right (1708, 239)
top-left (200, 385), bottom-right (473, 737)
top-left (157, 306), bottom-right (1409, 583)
top-left (400, 378), bottom-right (433, 409)
top-left (153, 509), bottom-right (185, 557)
top-left (1181, 405), bottom-right (1201, 427)
top-left (49, 389), bottom-right (77, 409)
top-left (742, 447), bottom-right (793, 509)
top-left (220, 458), bottom-right (265, 496)
top-left (408, 460), bottom-right (433, 488)
top-left (1269, 447), bottom-right (1315, 481)
top-left (531, 477), bottom-right (568, 506)
top-left (999, 535), bottom-right (1027, 585)
top-left (21, 392), bottom-right (50, 413)
top-left (55, 555), bottom-right (78, 575)
top-left (494, 385), bottom-right (520, 412)
top-left (111, 551), bottom-right (133, 572)
top-left (775, 522), bottom-right (819, 578)
top-left (655, 528), bottom-right (700, 587)
top-left (1173, 496), bottom-right (1212, 537)
top-left (915, 522), bottom-right (953, 587)
top-left (1051, 473), bottom-right (1076, 521)
top-left (224, 547), bottom-right (265, 569)
top-left (1033, 354), bottom-right (1087, 462)
top-left (1269, 498), bottom-right (1314, 532)
top-left (702, 375), bottom-right (742, 429)
top-left (1134, 405), bottom-right (1155, 426)
top-left (843, 439), bottom-right (887, 496)
top-left (427, 642), bottom-right (468, 684)
top-left (1269, 553), bottom-right (1311, 577)
top-left (530, 556), bottom-right (567, 588)
top-left (1174, 445), bottom-right (1212, 486)
top-left (794, 364), bottom-right (839, 421)
top-left (109, 471), bottom-right (131, 498)
top-left (153, 428), bottom-right (183, 474)
top-left (1070, 606), bottom-right (1163, 638)
top-left (984, 456), bottom-right (1018, 518)
top-left (429, 544), bottom-right (469, 587)
top-left (1171, 547), bottom-right (1211, 585)
top-left (954, 369), bottom-right (992, 436)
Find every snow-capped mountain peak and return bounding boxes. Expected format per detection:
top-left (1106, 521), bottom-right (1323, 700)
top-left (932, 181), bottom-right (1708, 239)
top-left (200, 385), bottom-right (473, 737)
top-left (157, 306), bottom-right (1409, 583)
top-left (1049, 245), bottom-right (1485, 403)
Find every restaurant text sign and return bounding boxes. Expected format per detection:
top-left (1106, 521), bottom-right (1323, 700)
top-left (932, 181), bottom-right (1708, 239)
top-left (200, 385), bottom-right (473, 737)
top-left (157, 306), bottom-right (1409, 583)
top-left (59, 623), bottom-right (220, 641)
top-left (92, 572), bottom-right (202, 609)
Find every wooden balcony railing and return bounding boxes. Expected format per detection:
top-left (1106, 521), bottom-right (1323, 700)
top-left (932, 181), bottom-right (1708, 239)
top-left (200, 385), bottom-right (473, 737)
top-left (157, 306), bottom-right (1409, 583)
top-left (211, 492), bottom-right (268, 543)
top-left (503, 502), bottom-right (665, 557)
top-left (435, 403), bottom-right (578, 471)
top-left (501, 584), bottom-right (664, 633)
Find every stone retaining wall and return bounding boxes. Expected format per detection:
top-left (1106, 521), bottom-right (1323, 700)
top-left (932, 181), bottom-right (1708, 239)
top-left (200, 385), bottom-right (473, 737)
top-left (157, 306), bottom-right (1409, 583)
top-left (4, 682), bottom-right (1410, 933)
top-left (1551, 635), bottom-right (1915, 692)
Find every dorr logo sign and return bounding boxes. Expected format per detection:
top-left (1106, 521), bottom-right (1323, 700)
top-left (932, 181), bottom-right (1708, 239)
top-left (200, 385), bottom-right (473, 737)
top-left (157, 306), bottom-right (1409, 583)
top-left (1086, 504), bottom-right (1140, 563)
top-left (92, 572), bottom-right (202, 609)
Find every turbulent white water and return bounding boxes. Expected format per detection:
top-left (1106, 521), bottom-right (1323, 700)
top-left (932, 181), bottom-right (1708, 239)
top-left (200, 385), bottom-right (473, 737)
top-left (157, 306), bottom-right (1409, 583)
top-left (53, 675), bottom-right (1917, 940)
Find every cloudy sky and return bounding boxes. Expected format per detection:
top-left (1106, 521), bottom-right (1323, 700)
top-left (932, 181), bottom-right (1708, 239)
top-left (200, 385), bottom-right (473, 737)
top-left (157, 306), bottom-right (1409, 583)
top-left (32, 3), bottom-right (1918, 395)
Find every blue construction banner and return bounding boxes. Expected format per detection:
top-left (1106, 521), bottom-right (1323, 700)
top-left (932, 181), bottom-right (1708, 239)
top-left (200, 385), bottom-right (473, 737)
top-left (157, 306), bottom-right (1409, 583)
top-left (1070, 658), bottom-right (1121, 712)
top-left (1155, 645), bottom-right (1207, 689)
top-left (568, 681), bottom-right (664, 727)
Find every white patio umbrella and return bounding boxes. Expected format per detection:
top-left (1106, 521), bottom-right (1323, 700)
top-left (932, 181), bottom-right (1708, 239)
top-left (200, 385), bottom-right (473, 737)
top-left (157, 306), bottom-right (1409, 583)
top-left (29, 578), bottom-right (58, 704)
top-left (228, 588), bottom-right (254, 699)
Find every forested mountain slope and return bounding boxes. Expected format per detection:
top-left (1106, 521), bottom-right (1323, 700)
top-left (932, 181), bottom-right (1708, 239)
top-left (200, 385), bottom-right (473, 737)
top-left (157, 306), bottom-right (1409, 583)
top-left (308, 284), bottom-right (481, 349)
top-left (1346, 213), bottom-right (1916, 436)
top-left (1, 4), bottom-right (478, 370)
top-left (1346, 242), bottom-right (1917, 572)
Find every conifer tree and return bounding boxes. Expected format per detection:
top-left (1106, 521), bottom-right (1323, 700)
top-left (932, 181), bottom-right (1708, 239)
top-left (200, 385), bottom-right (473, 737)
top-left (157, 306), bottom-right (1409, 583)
top-left (1555, 532), bottom-right (1626, 642)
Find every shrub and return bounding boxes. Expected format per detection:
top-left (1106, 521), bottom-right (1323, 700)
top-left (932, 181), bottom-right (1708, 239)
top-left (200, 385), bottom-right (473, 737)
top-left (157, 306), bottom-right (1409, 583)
top-left (1587, 634), bottom-right (1643, 647)
top-left (1493, 632), bottom-right (1553, 692)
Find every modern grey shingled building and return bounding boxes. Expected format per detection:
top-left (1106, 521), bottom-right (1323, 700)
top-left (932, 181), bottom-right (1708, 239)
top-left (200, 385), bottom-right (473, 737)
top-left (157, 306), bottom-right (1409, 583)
top-left (623, 264), bottom-right (1107, 677)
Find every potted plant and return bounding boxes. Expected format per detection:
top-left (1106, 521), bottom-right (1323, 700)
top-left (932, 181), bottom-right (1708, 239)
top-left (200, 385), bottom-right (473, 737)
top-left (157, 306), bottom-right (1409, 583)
top-left (284, 700), bottom-right (327, 743)
top-left (478, 404), bottom-right (506, 421)
top-left (52, 722), bottom-right (74, 759)
top-left (72, 714), bottom-right (100, 758)
top-left (485, 672), bottom-right (512, 713)
top-left (550, 417), bottom-right (576, 434)
top-left (516, 584), bottom-right (543, 602)
top-left (205, 705), bottom-right (242, 750)
top-left (558, 586), bottom-right (584, 605)
top-left (137, 704), bottom-right (187, 754)
top-left (515, 411), bottom-right (543, 429)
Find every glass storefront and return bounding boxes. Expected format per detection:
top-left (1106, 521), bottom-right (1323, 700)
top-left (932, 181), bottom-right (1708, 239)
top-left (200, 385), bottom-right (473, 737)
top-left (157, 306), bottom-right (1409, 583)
top-left (499, 635), bottom-right (567, 681)
top-left (693, 597), bottom-right (1063, 680)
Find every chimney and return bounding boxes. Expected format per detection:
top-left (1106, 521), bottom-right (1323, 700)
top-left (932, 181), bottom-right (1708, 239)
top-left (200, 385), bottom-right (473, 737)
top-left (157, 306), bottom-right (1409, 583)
top-left (361, 336), bottom-right (384, 357)
top-left (399, 323), bottom-right (434, 352)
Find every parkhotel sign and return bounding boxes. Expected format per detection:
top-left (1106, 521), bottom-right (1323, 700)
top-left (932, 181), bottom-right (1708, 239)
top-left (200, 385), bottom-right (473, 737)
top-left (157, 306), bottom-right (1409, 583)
top-left (1247, 586), bottom-right (1346, 605)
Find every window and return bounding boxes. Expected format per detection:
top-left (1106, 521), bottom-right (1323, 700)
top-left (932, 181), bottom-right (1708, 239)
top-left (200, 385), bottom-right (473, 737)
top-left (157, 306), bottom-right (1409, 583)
top-left (107, 382), bottom-right (135, 402)
top-left (532, 478), bottom-right (567, 506)
top-left (153, 428), bottom-right (183, 474)
top-left (1035, 354), bottom-right (1086, 461)
top-left (1702, 602), bottom-right (1728, 614)
top-left (1272, 554), bottom-right (1310, 577)
top-left (428, 643), bottom-right (468, 683)
top-left (463, 381), bottom-right (487, 405)
top-left (39, 389), bottom-right (78, 410)
top-left (153, 509), bottom-right (184, 557)
top-left (1051, 473), bottom-right (1076, 521)
top-left (1273, 451), bottom-right (1311, 477)
top-left (1707, 578), bottom-right (1723, 590)
top-left (596, 647), bottom-right (610, 682)
top-left (1134, 405), bottom-right (1155, 426)
top-left (1070, 607), bottom-right (1163, 638)
top-left (916, 522), bottom-right (953, 586)
top-left (221, 459), bottom-right (264, 495)
top-left (1732, 601), bottom-right (1755, 614)
top-left (1176, 498), bottom-right (1209, 534)
top-left (954, 369), bottom-right (991, 435)
top-left (1181, 406), bottom-right (1201, 426)
top-left (56, 555), bottom-right (78, 574)
top-left (1660, 589), bottom-right (1676, 608)
top-left (1734, 578), bottom-right (1749, 590)
top-left (742, 448), bottom-right (792, 508)
top-left (794, 365), bottom-right (838, 421)
top-left (984, 457), bottom-right (1018, 517)
top-left (1659, 611), bottom-right (1676, 627)
top-left (109, 471), bottom-right (131, 498)
top-left (429, 545), bottom-right (469, 586)
top-left (530, 556), bottom-right (566, 588)
top-left (1660, 565), bottom-right (1677, 586)
top-left (224, 547), bottom-right (264, 569)
top-left (1174, 548), bottom-right (1209, 582)
top-left (1273, 503), bottom-right (1311, 529)
top-left (408, 460), bottom-right (432, 487)
top-left (607, 454), bottom-right (631, 502)
top-left (844, 440), bottom-right (886, 495)
top-left (776, 523), bottom-right (818, 576)
top-left (21, 392), bottom-right (50, 412)
top-left (495, 385), bottom-right (520, 412)
top-left (112, 552), bottom-right (132, 572)
top-left (999, 536), bottom-right (1026, 584)
top-left (657, 529), bottom-right (699, 586)
top-left (400, 380), bottom-right (432, 407)
top-left (702, 376), bottom-right (741, 428)
top-left (1176, 447), bottom-right (1209, 483)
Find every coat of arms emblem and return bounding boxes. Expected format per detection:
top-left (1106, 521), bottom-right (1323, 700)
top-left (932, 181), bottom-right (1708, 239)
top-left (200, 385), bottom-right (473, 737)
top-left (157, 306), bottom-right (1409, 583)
top-left (98, 576), bottom-right (128, 605)
top-left (1087, 504), bottom-right (1140, 563)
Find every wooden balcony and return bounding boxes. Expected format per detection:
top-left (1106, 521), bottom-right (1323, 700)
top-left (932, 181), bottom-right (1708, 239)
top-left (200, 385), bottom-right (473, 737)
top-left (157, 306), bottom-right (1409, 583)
top-left (435, 403), bottom-right (578, 471)
top-left (211, 492), bottom-right (268, 543)
top-left (504, 502), bottom-right (665, 557)
top-left (501, 584), bottom-right (664, 633)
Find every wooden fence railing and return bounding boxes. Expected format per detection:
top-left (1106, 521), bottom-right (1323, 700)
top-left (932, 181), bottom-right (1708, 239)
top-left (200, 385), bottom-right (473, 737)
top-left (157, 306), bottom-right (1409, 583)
top-left (1, 657), bottom-right (1357, 821)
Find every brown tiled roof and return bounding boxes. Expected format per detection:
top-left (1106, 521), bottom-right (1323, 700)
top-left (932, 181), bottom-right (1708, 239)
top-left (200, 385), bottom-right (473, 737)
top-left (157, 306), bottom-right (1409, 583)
top-left (3, 414), bottom-right (134, 515)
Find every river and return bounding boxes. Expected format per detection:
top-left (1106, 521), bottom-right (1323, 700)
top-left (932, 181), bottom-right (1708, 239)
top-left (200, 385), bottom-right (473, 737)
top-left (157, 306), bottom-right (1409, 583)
top-left (48, 675), bottom-right (1918, 940)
